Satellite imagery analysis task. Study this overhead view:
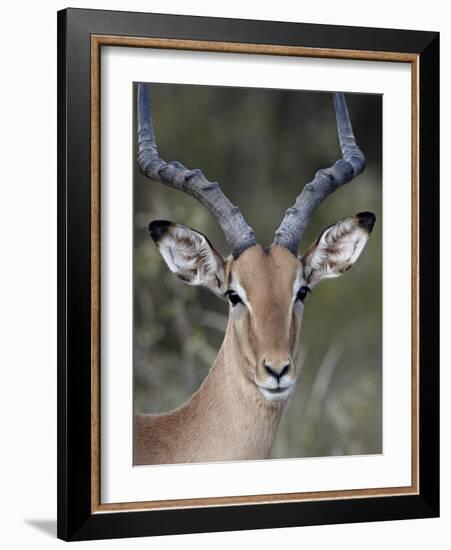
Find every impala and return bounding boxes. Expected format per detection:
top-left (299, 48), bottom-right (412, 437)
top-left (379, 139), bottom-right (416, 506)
top-left (134, 84), bottom-right (375, 465)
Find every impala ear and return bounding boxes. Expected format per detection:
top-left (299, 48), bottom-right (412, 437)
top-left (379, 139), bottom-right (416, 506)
top-left (149, 220), bottom-right (227, 297)
top-left (301, 212), bottom-right (375, 287)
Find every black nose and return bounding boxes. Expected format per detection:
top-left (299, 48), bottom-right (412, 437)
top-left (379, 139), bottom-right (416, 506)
top-left (264, 363), bottom-right (290, 381)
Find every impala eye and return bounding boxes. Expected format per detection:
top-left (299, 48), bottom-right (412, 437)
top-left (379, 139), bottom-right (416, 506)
top-left (296, 286), bottom-right (310, 303)
top-left (226, 290), bottom-right (243, 307)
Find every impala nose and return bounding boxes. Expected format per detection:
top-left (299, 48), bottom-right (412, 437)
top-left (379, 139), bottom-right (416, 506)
top-left (264, 362), bottom-right (291, 382)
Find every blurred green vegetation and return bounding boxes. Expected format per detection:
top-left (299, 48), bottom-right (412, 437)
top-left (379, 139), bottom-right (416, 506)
top-left (133, 83), bottom-right (382, 458)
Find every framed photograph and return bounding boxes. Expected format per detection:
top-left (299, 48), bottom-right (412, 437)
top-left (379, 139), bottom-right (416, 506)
top-left (57, 8), bottom-right (439, 541)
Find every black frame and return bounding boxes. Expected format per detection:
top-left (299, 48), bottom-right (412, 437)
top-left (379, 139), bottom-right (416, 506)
top-left (57, 8), bottom-right (439, 541)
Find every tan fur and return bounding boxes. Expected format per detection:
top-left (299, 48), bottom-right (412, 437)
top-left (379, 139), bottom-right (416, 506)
top-left (134, 245), bottom-right (302, 465)
top-left (135, 216), bottom-right (372, 466)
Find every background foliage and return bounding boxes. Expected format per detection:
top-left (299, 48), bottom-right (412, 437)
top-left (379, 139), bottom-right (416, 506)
top-left (133, 83), bottom-right (382, 459)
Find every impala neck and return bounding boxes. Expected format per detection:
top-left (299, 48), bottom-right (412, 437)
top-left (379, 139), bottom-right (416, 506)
top-left (184, 322), bottom-right (286, 461)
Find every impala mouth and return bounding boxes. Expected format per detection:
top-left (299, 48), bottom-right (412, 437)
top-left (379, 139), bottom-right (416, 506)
top-left (266, 387), bottom-right (286, 394)
top-left (258, 383), bottom-right (294, 402)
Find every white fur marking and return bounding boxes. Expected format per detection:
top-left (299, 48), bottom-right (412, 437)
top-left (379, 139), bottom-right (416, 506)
top-left (156, 224), bottom-right (225, 293)
top-left (303, 217), bottom-right (370, 286)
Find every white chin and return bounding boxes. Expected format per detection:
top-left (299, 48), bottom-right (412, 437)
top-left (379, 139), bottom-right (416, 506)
top-left (259, 386), bottom-right (293, 403)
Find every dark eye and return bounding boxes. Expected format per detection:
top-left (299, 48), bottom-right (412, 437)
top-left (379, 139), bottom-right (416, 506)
top-left (296, 286), bottom-right (310, 303)
top-left (226, 290), bottom-right (243, 307)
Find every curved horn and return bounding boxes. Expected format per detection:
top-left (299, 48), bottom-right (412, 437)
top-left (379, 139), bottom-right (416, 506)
top-left (273, 93), bottom-right (366, 254)
top-left (137, 83), bottom-right (256, 258)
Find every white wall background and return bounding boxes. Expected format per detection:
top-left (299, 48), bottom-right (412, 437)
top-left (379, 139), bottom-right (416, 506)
top-left (0, 1), bottom-right (448, 547)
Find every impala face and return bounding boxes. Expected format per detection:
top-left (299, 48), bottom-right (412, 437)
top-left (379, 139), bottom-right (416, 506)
top-left (149, 212), bottom-right (375, 404)
top-left (227, 245), bottom-right (304, 403)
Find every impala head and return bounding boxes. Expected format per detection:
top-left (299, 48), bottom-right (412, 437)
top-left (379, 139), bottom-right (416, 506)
top-left (138, 84), bottom-right (375, 405)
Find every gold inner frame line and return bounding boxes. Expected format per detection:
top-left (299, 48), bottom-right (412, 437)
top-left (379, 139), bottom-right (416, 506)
top-left (90, 34), bottom-right (420, 514)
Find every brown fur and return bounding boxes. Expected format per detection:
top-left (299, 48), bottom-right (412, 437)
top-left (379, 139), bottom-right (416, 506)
top-left (134, 245), bottom-right (302, 465)
top-left (135, 215), bottom-right (373, 466)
